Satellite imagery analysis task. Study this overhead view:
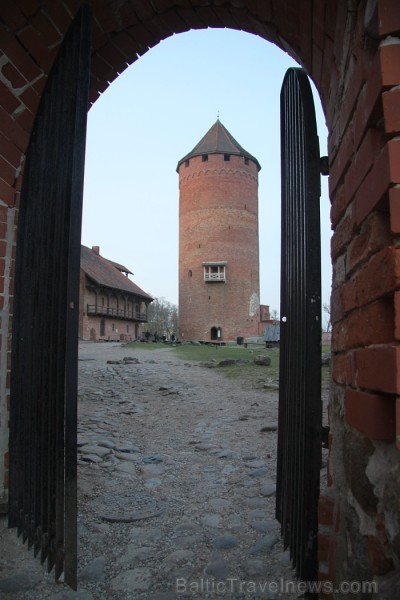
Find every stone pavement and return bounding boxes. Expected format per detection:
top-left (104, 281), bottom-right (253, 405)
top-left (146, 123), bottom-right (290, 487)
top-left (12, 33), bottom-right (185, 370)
top-left (0, 342), bottom-right (301, 599)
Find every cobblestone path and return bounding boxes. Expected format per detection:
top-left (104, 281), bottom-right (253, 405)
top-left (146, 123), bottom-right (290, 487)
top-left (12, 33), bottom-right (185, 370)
top-left (0, 342), bottom-right (300, 599)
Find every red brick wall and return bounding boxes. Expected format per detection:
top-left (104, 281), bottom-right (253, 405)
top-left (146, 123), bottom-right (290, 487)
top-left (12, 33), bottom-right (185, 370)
top-left (178, 153), bottom-right (260, 341)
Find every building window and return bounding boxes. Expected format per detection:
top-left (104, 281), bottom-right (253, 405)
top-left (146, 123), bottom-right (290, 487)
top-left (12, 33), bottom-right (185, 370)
top-left (112, 323), bottom-right (115, 332)
top-left (185, 159), bottom-right (189, 167)
top-left (203, 264), bottom-right (226, 282)
top-left (224, 154), bottom-right (230, 161)
top-left (244, 157), bottom-right (249, 165)
top-left (188, 269), bottom-right (192, 277)
top-left (127, 325), bottom-right (129, 333)
top-left (100, 319), bottom-right (105, 337)
top-left (202, 154), bottom-right (208, 162)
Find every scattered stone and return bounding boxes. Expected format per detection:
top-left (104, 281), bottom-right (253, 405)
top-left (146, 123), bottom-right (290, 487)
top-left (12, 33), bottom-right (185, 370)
top-left (123, 357), bottom-right (139, 363)
top-left (109, 567), bottom-right (154, 592)
top-left (115, 442), bottom-right (141, 453)
top-left (97, 439), bottom-right (116, 449)
top-left (46, 592), bottom-right (94, 600)
top-left (173, 522), bottom-right (199, 535)
top-left (141, 464), bottom-right (165, 478)
top-left (172, 534), bottom-right (204, 549)
top-left (163, 549), bottom-right (195, 570)
top-left (130, 528), bottom-right (163, 545)
top-left (260, 423), bottom-right (278, 432)
top-left (260, 483), bottom-right (277, 497)
top-left (209, 498), bottom-right (232, 513)
top-left (243, 558), bottom-right (266, 577)
top-left (80, 454), bottom-right (103, 463)
top-left (222, 464), bottom-right (237, 475)
top-left (209, 448), bottom-right (239, 459)
top-left (115, 462), bottom-right (138, 474)
top-left (244, 459), bottom-right (267, 469)
top-left (0, 573), bottom-right (42, 593)
top-left (143, 454), bottom-right (164, 464)
top-left (145, 478), bottom-right (162, 489)
top-left (204, 554), bottom-right (227, 578)
top-left (80, 445), bottom-right (111, 458)
top-left (96, 492), bottom-right (165, 522)
top-left (249, 534), bottom-right (279, 555)
top-left (80, 556), bottom-right (107, 582)
top-left (212, 534), bottom-right (238, 550)
top-left (201, 514), bottom-right (221, 528)
top-left (116, 545), bottom-right (157, 567)
top-left (249, 467), bottom-right (269, 478)
top-left (195, 442), bottom-right (216, 451)
top-left (217, 359), bottom-right (237, 367)
top-left (115, 452), bottom-right (140, 462)
top-left (250, 520), bottom-right (278, 534)
top-left (254, 355), bottom-right (271, 366)
top-left (245, 497), bottom-right (266, 509)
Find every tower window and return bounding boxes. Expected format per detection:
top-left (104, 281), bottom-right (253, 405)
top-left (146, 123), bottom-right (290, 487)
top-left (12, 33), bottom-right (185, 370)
top-left (203, 264), bottom-right (226, 282)
top-left (188, 270), bottom-right (192, 277)
top-left (224, 154), bottom-right (230, 162)
top-left (185, 159), bottom-right (189, 167)
top-left (202, 154), bottom-right (208, 162)
top-left (244, 157), bottom-right (249, 165)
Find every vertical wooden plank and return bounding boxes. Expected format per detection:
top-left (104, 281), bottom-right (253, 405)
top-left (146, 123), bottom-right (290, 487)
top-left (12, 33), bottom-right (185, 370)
top-left (8, 5), bottom-right (91, 589)
top-left (276, 67), bottom-right (322, 586)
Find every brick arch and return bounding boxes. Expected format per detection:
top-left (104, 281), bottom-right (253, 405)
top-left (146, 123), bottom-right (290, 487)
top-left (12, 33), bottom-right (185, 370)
top-left (1, 0), bottom-right (400, 595)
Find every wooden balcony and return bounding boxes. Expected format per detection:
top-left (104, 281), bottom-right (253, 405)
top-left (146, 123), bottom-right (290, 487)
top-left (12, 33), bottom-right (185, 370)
top-left (204, 272), bottom-right (226, 282)
top-left (87, 305), bottom-right (147, 322)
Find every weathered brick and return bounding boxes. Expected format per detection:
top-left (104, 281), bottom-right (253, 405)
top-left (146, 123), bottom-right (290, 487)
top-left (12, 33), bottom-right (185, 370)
top-left (382, 88), bottom-right (400, 135)
top-left (355, 346), bottom-right (400, 394)
top-left (347, 212), bottom-right (392, 275)
top-left (367, 534), bottom-right (394, 575)
top-left (332, 352), bottom-right (354, 386)
top-left (378, 0), bottom-right (400, 35)
top-left (1, 61), bottom-right (27, 89)
top-left (332, 299), bottom-right (394, 351)
top-left (318, 496), bottom-right (334, 526)
top-left (379, 42), bottom-right (400, 87)
top-left (355, 139), bottom-right (400, 225)
top-left (345, 388), bottom-right (396, 439)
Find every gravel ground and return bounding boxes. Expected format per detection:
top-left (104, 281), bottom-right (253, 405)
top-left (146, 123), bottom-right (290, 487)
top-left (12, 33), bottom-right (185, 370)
top-left (0, 341), bottom-right (313, 599)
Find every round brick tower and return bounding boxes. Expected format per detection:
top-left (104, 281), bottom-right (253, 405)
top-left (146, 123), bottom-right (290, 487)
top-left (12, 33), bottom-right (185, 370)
top-left (177, 119), bottom-right (261, 342)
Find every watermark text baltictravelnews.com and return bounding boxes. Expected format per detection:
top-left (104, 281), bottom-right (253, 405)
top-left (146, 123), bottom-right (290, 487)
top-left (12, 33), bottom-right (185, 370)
top-left (175, 577), bottom-right (378, 595)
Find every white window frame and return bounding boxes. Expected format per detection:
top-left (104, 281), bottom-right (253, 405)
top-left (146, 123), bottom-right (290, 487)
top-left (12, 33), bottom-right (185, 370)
top-left (203, 261), bottom-right (227, 282)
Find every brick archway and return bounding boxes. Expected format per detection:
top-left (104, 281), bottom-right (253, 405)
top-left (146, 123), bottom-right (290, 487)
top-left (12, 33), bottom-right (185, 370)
top-left (1, 1), bottom-right (400, 595)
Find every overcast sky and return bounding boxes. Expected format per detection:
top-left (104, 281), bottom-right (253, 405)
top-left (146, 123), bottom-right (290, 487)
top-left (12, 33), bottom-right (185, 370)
top-left (82, 27), bottom-right (331, 319)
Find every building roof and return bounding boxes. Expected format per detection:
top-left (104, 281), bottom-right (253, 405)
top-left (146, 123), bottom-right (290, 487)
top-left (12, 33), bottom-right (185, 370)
top-left (107, 259), bottom-right (133, 275)
top-left (81, 245), bottom-right (152, 300)
top-left (177, 119), bottom-right (261, 172)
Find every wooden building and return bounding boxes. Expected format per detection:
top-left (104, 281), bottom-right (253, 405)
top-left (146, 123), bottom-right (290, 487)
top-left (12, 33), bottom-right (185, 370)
top-left (79, 245), bottom-right (152, 342)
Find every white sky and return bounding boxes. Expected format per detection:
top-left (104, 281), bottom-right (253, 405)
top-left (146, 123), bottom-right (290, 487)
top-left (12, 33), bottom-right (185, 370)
top-left (82, 28), bottom-right (332, 318)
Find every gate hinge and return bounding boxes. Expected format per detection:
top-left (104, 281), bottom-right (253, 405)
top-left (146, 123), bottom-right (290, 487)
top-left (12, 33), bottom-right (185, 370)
top-left (320, 156), bottom-right (329, 176)
top-left (322, 426), bottom-right (330, 448)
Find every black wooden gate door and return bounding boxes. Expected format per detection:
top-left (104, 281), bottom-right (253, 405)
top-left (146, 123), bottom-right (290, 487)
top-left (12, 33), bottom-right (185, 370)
top-left (8, 5), bottom-right (91, 589)
top-left (276, 68), bottom-right (322, 586)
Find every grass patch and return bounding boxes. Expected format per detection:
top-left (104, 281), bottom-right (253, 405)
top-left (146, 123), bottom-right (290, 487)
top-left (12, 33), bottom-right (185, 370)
top-left (173, 343), bottom-right (280, 391)
top-left (126, 340), bottom-right (331, 393)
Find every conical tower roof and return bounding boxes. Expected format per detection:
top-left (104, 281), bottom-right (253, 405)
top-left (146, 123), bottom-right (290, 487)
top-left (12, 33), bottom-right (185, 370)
top-left (177, 119), bottom-right (261, 171)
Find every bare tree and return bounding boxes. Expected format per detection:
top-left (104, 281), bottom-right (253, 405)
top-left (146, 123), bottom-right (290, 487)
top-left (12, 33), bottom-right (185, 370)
top-left (270, 308), bottom-right (279, 322)
top-left (145, 297), bottom-right (178, 337)
top-left (323, 302), bottom-right (331, 332)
